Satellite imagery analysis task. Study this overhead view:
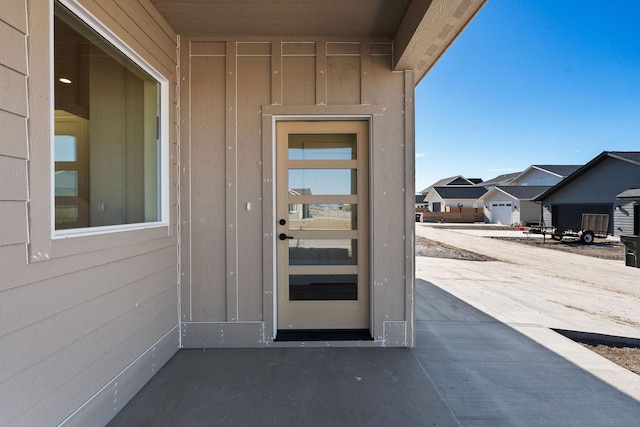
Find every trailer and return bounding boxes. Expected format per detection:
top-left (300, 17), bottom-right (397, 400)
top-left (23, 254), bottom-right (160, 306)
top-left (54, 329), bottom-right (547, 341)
top-left (551, 213), bottom-right (609, 244)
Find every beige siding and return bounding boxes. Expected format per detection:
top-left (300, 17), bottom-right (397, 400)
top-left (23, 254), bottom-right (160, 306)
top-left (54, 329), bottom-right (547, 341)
top-left (0, 110), bottom-right (28, 159)
top-left (181, 38), bottom-right (413, 346)
top-left (0, 1), bottom-right (179, 426)
top-left (237, 52), bottom-right (271, 320)
top-left (188, 53), bottom-right (228, 321)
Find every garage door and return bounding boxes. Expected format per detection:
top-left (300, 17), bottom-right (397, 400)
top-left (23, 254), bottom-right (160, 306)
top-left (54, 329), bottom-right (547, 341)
top-left (491, 202), bottom-right (512, 225)
top-left (552, 204), bottom-right (612, 233)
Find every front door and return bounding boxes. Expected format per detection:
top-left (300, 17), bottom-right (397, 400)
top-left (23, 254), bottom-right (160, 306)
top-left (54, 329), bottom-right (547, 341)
top-left (276, 121), bottom-right (369, 336)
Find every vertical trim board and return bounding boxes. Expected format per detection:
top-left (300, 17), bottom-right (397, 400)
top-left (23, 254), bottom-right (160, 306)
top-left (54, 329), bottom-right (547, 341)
top-left (403, 70), bottom-right (416, 347)
top-left (225, 40), bottom-right (239, 321)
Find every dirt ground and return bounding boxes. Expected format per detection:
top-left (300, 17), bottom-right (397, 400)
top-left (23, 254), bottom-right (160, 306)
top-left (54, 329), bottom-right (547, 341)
top-left (415, 233), bottom-right (639, 378)
top-left (491, 236), bottom-right (625, 261)
top-left (415, 236), bottom-right (493, 261)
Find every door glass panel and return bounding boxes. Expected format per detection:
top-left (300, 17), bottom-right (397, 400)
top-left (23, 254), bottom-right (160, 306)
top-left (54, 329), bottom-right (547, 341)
top-left (288, 204), bottom-right (356, 230)
top-left (288, 134), bottom-right (356, 160)
top-left (289, 274), bottom-right (357, 300)
top-left (288, 169), bottom-right (356, 195)
top-left (289, 239), bottom-right (357, 265)
top-left (54, 170), bottom-right (78, 196)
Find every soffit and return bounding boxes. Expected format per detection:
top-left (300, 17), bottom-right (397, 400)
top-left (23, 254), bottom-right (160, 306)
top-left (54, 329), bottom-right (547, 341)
top-left (149, 0), bottom-right (411, 38)
top-left (150, 0), bottom-right (487, 83)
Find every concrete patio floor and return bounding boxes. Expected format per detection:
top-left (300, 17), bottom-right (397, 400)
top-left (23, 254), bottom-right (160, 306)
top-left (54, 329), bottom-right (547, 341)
top-left (107, 225), bottom-right (640, 426)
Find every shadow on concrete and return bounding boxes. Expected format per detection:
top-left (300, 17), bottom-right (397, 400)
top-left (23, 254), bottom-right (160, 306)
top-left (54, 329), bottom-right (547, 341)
top-left (413, 278), bottom-right (640, 426)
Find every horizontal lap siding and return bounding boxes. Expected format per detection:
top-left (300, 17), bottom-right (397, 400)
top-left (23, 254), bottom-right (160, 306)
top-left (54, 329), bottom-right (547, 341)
top-left (0, 4), bottom-right (28, 250)
top-left (0, 1), bottom-right (179, 426)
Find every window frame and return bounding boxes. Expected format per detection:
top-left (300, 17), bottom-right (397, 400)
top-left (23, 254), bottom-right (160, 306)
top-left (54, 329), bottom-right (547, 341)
top-left (27, 0), bottom-right (173, 264)
top-left (51, 0), bottom-right (170, 239)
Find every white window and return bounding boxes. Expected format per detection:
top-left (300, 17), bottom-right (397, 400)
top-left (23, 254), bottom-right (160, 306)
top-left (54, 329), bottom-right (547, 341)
top-left (53, 1), bottom-right (168, 235)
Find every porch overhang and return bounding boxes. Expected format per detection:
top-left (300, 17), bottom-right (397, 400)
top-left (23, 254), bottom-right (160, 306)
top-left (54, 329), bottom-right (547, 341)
top-left (150, 0), bottom-right (486, 85)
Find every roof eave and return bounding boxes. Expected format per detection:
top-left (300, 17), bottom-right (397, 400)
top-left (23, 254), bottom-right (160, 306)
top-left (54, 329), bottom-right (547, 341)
top-left (393, 0), bottom-right (487, 85)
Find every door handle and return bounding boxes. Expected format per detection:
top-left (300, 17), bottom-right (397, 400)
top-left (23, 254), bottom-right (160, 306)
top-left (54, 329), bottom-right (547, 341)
top-left (279, 233), bottom-right (294, 240)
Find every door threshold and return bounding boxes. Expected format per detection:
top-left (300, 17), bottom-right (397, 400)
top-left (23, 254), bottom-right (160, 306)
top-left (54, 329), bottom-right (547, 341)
top-left (276, 329), bottom-right (373, 342)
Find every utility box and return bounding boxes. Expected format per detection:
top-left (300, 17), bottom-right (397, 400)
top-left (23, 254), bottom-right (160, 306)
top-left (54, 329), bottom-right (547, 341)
top-left (621, 235), bottom-right (640, 268)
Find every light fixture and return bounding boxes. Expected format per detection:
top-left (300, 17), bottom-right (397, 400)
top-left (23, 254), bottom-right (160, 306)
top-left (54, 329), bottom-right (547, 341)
top-left (58, 77), bottom-right (72, 84)
top-left (615, 205), bottom-right (621, 210)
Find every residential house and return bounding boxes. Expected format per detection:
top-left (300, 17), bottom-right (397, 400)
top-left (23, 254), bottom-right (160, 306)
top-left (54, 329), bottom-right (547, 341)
top-left (536, 152), bottom-right (640, 236)
top-left (480, 186), bottom-right (551, 225)
top-left (478, 171), bottom-right (521, 189)
top-left (424, 186), bottom-right (488, 212)
top-left (481, 165), bottom-right (580, 225)
top-left (415, 194), bottom-right (428, 210)
top-left (419, 175), bottom-right (478, 195)
top-left (510, 164), bottom-right (581, 186)
top-left (0, 0), bottom-right (486, 424)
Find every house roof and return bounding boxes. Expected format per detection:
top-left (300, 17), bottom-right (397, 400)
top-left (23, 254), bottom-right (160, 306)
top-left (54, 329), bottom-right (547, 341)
top-left (468, 178), bottom-right (484, 184)
top-left (480, 172), bottom-right (521, 187)
top-left (535, 151), bottom-right (640, 201)
top-left (433, 186), bottom-right (488, 199)
top-left (530, 165), bottom-right (582, 178)
top-left (492, 185), bottom-right (552, 201)
top-left (617, 188), bottom-right (640, 199)
top-left (150, 0), bottom-right (487, 84)
top-left (416, 194), bottom-right (427, 203)
top-left (420, 175), bottom-right (475, 194)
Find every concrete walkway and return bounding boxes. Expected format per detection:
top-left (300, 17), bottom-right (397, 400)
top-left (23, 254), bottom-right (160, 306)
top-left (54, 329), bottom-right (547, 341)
top-left (108, 225), bottom-right (640, 426)
top-left (415, 224), bottom-right (640, 424)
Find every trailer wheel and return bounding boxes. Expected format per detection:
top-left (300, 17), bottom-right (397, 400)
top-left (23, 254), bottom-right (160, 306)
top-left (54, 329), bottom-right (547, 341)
top-left (580, 231), bottom-right (595, 244)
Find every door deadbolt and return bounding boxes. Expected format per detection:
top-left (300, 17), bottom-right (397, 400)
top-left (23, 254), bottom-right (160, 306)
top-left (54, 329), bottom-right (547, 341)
top-left (279, 219), bottom-right (286, 225)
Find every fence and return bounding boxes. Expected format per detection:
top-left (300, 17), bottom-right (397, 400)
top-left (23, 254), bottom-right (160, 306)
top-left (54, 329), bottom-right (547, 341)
top-left (416, 207), bottom-right (484, 223)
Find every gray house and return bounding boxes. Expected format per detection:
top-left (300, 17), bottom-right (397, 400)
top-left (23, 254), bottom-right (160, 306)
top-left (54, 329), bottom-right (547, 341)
top-left (536, 152), bottom-right (640, 236)
top-left (0, 0), bottom-right (485, 424)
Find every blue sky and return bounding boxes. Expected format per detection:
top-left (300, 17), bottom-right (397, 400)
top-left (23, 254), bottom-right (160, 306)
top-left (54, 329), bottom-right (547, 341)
top-left (415, 0), bottom-right (640, 192)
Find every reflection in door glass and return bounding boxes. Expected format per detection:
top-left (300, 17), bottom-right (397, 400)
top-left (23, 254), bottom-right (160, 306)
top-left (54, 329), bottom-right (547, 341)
top-left (54, 170), bottom-right (79, 196)
top-left (289, 239), bottom-right (357, 265)
top-left (289, 169), bottom-right (356, 195)
top-left (288, 134), bottom-right (356, 160)
top-left (289, 274), bottom-right (357, 300)
top-left (54, 135), bottom-right (77, 161)
top-left (288, 204), bottom-right (356, 230)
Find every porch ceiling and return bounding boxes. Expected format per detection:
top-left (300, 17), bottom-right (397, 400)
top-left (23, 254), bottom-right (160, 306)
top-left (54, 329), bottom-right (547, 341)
top-left (150, 0), bottom-right (486, 83)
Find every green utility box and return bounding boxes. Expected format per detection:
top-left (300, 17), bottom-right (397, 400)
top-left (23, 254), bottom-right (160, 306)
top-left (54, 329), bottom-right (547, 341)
top-left (621, 235), bottom-right (640, 268)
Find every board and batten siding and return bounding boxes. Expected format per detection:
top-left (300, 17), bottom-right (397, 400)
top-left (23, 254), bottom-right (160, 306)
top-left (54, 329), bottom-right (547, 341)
top-left (180, 38), bottom-right (415, 347)
top-left (0, 1), bottom-right (179, 426)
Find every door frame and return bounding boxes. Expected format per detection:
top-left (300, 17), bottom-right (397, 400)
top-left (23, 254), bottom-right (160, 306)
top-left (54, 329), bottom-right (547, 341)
top-left (270, 115), bottom-right (373, 339)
